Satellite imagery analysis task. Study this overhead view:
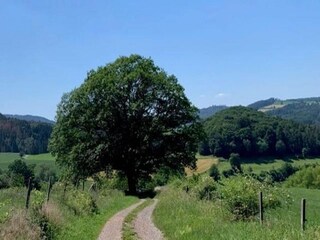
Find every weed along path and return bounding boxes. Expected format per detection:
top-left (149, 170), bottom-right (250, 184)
top-left (98, 199), bottom-right (146, 240)
top-left (134, 199), bottom-right (164, 240)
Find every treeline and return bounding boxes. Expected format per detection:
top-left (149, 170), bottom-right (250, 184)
top-left (0, 113), bottom-right (52, 154)
top-left (268, 102), bottom-right (320, 125)
top-left (200, 106), bottom-right (320, 158)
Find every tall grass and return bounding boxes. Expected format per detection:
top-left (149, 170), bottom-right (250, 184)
top-left (0, 184), bottom-right (139, 240)
top-left (154, 186), bottom-right (320, 240)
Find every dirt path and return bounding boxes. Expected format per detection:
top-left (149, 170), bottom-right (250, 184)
top-left (133, 199), bottom-right (164, 240)
top-left (98, 199), bottom-right (145, 240)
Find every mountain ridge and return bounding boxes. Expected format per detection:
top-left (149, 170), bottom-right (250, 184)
top-left (199, 96), bottom-right (320, 125)
top-left (4, 114), bottom-right (55, 125)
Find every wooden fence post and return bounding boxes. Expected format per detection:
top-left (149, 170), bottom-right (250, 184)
top-left (259, 191), bottom-right (263, 225)
top-left (25, 178), bottom-right (32, 209)
top-left (301, 198), bottom-right (306, 231)
top-left (46, 176), bottom-right (52, 203)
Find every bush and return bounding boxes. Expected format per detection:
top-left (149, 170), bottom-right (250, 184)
top-left (0, 173), bottom-right (10, 189)
top-left (153, 166), bottom-right (184, 186)
top-left (285, 165), bottom-right (320, 189)
top-left (229, 153), bottom-right (241, 172)
top-left (258, 163), bottom-right (297, 183)
top-left (222, 168), bottom-right (236, 178)
top-left (64, 189), bottom-right (97, 215)
top-left (8, 159), bottom-right (35, 187)
top-left (36, 164), bottom-right (57, 184)
top-left (220, 176), bottom-right (283, 220)
top-left (209, 164), bottom-right (220, 181)
top-left (191, 176), bottom-right (217, 200)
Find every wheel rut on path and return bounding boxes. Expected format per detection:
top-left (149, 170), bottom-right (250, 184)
top-left (98, 199), bottom-right (145, 240)
top-left (133, 199), bottom-right (164, 240)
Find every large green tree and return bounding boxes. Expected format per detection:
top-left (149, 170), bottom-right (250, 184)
top-left (49, 55), bottom-right (201, 194)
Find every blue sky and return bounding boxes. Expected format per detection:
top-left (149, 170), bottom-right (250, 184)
top-left (1, 1), bottom-right (319, 120)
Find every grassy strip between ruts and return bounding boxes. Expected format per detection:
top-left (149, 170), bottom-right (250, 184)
top-left (122, 199), bottom-right (154, 240)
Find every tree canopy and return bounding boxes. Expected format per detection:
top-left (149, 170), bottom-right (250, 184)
top-left (49, 55), bottom-right (202, 193)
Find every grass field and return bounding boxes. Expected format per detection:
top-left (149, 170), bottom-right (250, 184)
top-left (217, 156), bottom-right (320, 174)
top-left (185, 155), bottom-right (218, 176)
top-left (154, 186), bottom-right (320, 240)
top-left (0, 152), bottom-right (57, 173)
top-left (186, 155), bottom-right (320, 177)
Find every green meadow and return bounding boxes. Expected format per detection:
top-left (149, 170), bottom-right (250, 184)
top-left (0, 152), bottom-right (57, 173)
top-left (208, 155), bottom-right (320, 174)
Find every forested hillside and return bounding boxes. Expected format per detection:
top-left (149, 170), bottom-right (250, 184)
top-left (267, 102), bottom-right (320, 125)
top-left (0, 113), bottom-right (52, 154)
top-left (200, 106), bottom-right (320, 158)
top-left (198, 105), bottom-right (228, 119)
top-left (247, 97), bottom-right (277, 110)
top-left (5, 114), bottom-right (55, 124)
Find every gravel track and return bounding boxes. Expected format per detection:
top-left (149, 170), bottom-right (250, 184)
top-left (134, 199), bottom-right (164, 240)
top-left (97, 199), bottom-right (145, 240)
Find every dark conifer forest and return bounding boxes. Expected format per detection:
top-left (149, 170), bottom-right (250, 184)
top-left (0, 113), bottom-right (52, 154)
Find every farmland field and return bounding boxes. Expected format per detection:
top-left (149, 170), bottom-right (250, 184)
top-left (187, 155), bottom-right (320, 176)
top-left (185, 155), bottom-right (218, 176)
top-left (0, 152), bottom-right (57, 173)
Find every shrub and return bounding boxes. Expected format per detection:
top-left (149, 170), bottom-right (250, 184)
top-left (222, 168), bottom-right (236, 178)
top-left (8, 159), bottom-right (35, 187)
top-left (220, 176), bottom-right (283, 220)
top-left (65, 189), bottom-right (97, 215)
top-left (191, 176), bottom-right (217, 200)
top-left (229, 153), bottom-right (241, 172)
top-left (0, 173), bottom-right (10, 189)
top-left (153, 166), bottom-right (184, 186)
top-left (107, 172), bottom-right (128, 191)
top-left (259, 163), bottom-right (297, 183)
top-left (36, 164), bottom-right (57, 184)
top-left (285, 165), bottom-right (320, 189)
top-left (31, 190), bottom-right (45, 211)
top-left (209, 164), bottom-right (220, 181)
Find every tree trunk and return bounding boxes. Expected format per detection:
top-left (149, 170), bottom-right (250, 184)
top-left (127, 171), bottom-right (137, 195)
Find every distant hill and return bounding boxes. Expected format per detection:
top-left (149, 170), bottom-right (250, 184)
top-left (201, 106), bottom-right (320, 158)
top-left (247, 98), bottom-right (278, 110)
top-left (4, 114), bottom-right (55, 125)
top-left (248, 97), bottom-right (320, 125)
top-left (198, 105), bottom-right (228, 119)
top-left (0, 113), bottom-right (52, 154)
top-left (199, 97), bottom-right (320, 125)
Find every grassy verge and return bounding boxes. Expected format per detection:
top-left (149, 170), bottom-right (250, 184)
top-left (153, 186), bottom-right (320, 240)
top-left (54, 190), bottom-right (139, 240)
top-left (122, 199), bottom-right (153, 240)
top-left (0, 185), bottom-right (139, 240)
